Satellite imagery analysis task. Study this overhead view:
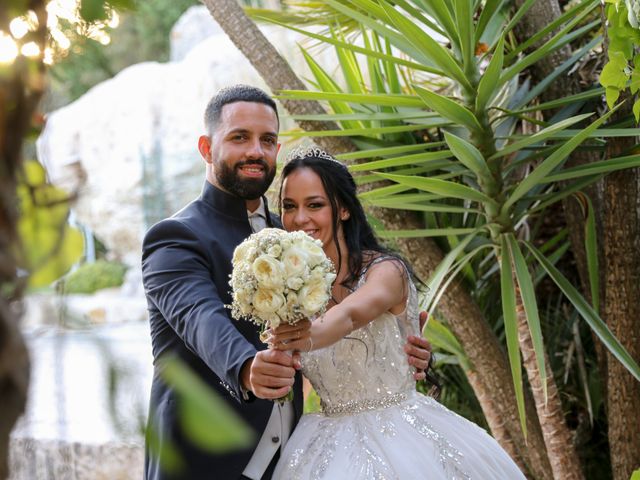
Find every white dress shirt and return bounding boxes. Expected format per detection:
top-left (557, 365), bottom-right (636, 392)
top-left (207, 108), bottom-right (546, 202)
top-left (243, 198), bottom-right (295, 479)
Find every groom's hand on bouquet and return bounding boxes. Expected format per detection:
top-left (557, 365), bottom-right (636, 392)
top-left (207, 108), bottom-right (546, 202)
top-left (245, 350), bottom-right (296, 400)
top-left (404, 311), bottom-right (432, 381)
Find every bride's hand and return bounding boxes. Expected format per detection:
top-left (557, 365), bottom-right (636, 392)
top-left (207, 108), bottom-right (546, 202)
top-left (267, 319), bottom-right (312, 352)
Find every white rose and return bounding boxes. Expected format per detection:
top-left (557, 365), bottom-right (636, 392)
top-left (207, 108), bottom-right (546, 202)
top-left (267, 244), bottom-right (282, 257)
top-left (310, 265), bottom-right (329, 279)
top-left (282, 246), bottom-right (308, 277)
top-left (303, 239), bottom-right (327, 267)
top-left (232, 240), bottom-right (256, 265)
top-left (298, 278), bottom-right (331, 316)
top-left (253, 288), bottom-right (285, 314)
top-left (285, 291), bottom-right (299, 310)
top-left (252, 254), bottom-right (284, 288)
top-left (234, 288), bottom-right (253, 315)
top-left (286, 276), bottom-right (304, 290)
top-left (256, 311), bottom-right (282, 329)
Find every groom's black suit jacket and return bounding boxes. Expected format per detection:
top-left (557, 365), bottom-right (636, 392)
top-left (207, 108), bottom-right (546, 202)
top-left (142, 181), bottom-right (303, 480)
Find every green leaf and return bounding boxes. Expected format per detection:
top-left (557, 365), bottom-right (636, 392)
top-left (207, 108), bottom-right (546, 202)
top-left (453, 0), bottom-right (474, 71)
top-left (516, 36), bottom-right (602, 109)
top-left (476, 37), bottom-right (505, 111)
top-left (365, 198), bottom-right (476, 214)
top-left (514, 88), bottom-right (604, 114)
top-left (288, 111), bottom-right (439, 122)
top-left (526, 242), bottom-right (640, 382)
top-left (358, 184), bottom-right (412, 200)
top-left (503, 107), bottom-right (617, 211)
top-left (489, 113), bottom-right (593, 160)
top-left (324, 0), bottom-right (442, 72)
top-left (529, 174), bottom-right (604, 213)
top-left (386, 0), bottom-right (448, 37)
top-left (499, 235), bottom-right (527, 437)
top-left (376, 227), bottom-right (477, 238)
top-left (424, 318), bottom-right (471, 371)
top-left (280, 123), bottom-right (429, 138)
top-left (298, 46), bottom-right (361, 131)
top-left (474, 0), bottom-right (507, 44)
top-left (377, 1), bottom-right (472, 90)
top-left (337, 142), bottom-right (446, 161)
top-left (507, 234), bottom-right (548, 401)
top-left (580, 193), bottom-right (600, 312)
top-left (362, 192), bottom-right (442, 203)
top-left (542, 153), bottom-right (640, 182)
top-left (276, 90), bottom-right (424, 108)
top-left (502, 0), bottom-right (537, 39)
top-left (424, 230), bottom-right (482, 309)
top-left (356, 163), bottom-right (458, 185)
top-left (502, 18), bottom-right (600, 85)
top-left (335, 31), bottom-right (367, 98)
top-left (630, 468), bottom-right (640, 480)
top-left (160, 356), bottom-right (254, 452)
top-left (348, 150), bottom-right (453, 172)
top-left (535, 128), bottom-right (640, 138)
top-left (375, 172), bottom-right (497, 205)
top-left (427, 243), bottom-right (492, 319)
top-left (444, 132), bottom-right (492, 182)
top-left (605, 87), bottom-right (622, 110)
top-left (600, 57), bottom-right (629, 90)
top-left (505, 0), bottom-right (598, 62)
top-left (80, 0), bottom-right (108, 22)
top-left (416, 0), bottom-right (459, 47)
top-left (414, 86), bottom-right (482, 132)
top-left (17, 161), bottom-right (84, 288)
top-left (634, 98), bottom-right (640, 123)
top-left (254, 15), bottom-right (439, 74)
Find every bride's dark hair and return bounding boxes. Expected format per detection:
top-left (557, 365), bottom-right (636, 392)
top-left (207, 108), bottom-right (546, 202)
top-left (278, 148), bottom-right (440, 395)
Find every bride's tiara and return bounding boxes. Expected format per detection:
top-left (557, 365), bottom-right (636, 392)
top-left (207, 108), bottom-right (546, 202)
top-left (284, 145), bottom-right (345, 168)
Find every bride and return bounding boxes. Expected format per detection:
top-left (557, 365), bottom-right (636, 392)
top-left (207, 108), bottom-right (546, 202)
top-left (267, 148), bottom-right (525, 479)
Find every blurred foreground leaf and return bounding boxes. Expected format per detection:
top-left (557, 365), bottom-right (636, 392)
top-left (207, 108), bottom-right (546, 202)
top-left (160, 356), bottom-right (254, 453)
top-left (17, 160), bottom-right (84, 288)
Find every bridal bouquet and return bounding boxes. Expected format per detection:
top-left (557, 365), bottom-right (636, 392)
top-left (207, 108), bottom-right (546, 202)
top-left (229, 228), bottom-right (336, 332)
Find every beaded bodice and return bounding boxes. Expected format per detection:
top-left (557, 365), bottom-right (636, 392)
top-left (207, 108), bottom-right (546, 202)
top-left (301, 263), bottom-right (419, 416)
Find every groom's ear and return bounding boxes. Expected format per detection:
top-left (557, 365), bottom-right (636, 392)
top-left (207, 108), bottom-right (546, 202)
top-left (198, 135), bottom-right (212, 163)
top-left (277, 142), bottom-right (282, 156)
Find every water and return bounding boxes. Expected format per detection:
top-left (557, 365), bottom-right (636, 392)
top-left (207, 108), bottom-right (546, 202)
top-left (10, 321), bottom-right (153, 479)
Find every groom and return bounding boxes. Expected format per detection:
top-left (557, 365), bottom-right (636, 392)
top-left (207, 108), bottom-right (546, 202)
top-left (142, 84), bottom-right (431, 480)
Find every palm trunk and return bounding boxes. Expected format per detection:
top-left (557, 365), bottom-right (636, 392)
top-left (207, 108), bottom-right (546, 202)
top-left (515, 286), bottom-right (584, 480)
top-left (602, 136), bottom-right (640, 480)
top-left (204, 2), bottom-right (553, 477)
top-left (515, 1), bottom-right (640, 477)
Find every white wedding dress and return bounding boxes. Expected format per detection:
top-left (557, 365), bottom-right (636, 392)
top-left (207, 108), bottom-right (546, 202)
top-left (273, 259), bottom-right (526, 480)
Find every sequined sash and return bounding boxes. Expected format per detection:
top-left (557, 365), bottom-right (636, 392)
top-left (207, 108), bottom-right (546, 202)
top-left (321, 391), bottom-right (408, 417)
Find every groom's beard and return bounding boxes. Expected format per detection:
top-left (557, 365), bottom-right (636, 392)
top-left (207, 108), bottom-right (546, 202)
top-left (217, 159), bottom-right (276, 200)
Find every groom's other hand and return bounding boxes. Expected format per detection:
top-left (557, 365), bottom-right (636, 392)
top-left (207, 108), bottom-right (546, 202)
top-left (405, 311), bottom-right (431, 381)
top-left (246, 350), bottom-right (296, 400)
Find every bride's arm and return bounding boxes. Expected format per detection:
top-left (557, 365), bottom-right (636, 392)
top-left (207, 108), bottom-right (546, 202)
top-left (271, 259), bottom-right (407, 351)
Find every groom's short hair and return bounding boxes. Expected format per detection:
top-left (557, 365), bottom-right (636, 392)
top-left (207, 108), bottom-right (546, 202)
top-left (204, 85), bottom-right (279, 134)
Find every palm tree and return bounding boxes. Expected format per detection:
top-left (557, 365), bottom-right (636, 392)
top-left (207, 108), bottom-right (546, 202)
top-left (204, 0), bottom-right (552, 476)
top-left (207, 0), bottom-right (640, 478)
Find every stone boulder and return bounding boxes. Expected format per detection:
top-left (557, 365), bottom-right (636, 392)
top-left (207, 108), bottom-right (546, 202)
top-left (37, 6), bottom-right (328, 266)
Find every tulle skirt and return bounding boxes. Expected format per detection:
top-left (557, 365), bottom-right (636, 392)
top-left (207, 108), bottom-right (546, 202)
top-left (273, 391), bottom-right (525, 480)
